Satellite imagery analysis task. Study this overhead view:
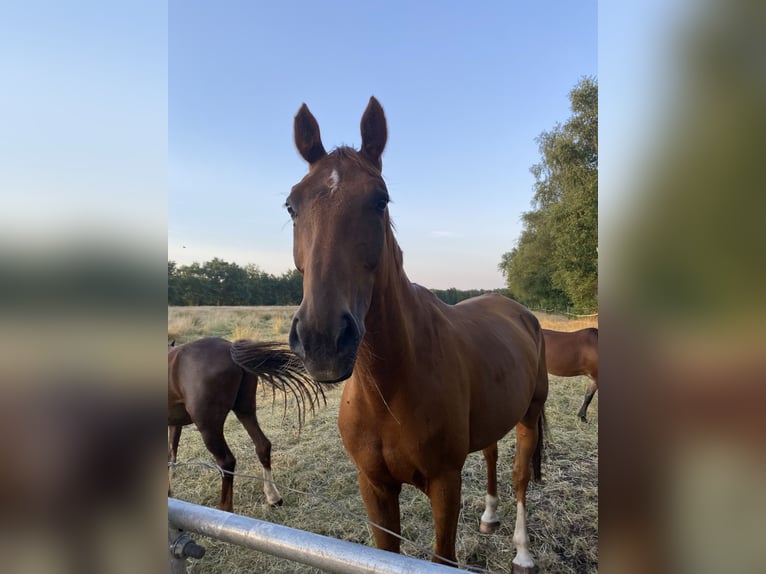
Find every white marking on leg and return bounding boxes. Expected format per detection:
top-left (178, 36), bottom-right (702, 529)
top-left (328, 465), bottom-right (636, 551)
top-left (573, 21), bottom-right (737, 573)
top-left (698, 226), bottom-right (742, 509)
top-left (327, 169), bottom-right (339, 194)
top-left (262, 468), bottom-right (282, 506)
top-left (480, 494), bottom-right (499, 524)
top-left (512, 501), bottom-right (535, 568)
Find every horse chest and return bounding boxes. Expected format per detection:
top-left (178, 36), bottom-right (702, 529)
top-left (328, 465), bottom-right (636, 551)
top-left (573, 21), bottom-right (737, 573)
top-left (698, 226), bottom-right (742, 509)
top-left (338, 388), bottom-right (463, 486)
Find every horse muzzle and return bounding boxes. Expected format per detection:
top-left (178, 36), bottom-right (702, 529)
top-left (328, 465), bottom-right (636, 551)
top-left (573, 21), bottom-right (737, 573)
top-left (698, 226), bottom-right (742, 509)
top-left (289, 310), bottom-right (363, 383)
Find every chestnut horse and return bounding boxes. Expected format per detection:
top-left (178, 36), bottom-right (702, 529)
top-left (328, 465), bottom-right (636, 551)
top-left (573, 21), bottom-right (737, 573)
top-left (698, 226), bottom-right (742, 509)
top-left (286, 97), bottom-right (548, 572)
top-left (168, 337), bottom-right (320, 512)
top-left (542, 328), bottom-right (599, 422)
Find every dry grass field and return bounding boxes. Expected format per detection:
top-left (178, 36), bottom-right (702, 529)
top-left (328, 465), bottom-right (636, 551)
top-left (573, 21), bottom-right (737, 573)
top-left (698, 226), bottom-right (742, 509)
top-left (168, 306), bottom-right (598, 573)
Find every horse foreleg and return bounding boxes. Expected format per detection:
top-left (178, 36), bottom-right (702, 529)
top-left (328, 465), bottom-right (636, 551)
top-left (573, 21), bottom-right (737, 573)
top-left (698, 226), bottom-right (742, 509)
top-left (168, 425), bottom-right (182, 496)
top-left (197, 425), bottom-right (236, 512)
top-left (427, 470), bottom-right (463, 566)
top-left (512, 419), bottom-right (540, 574)
top-left (357, 471), bottom-right (402, 554)
top-left (480, 442), bottom-right (501, 533)
top-left (578, 379), bottom-right (598, 422)
top-left (234, 410), bottom-right (283, 507)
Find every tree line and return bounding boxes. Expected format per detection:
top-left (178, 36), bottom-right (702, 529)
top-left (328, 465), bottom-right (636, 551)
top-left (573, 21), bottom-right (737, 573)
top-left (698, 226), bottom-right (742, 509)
top-left (168, 259), bottom-right (303, 306)
top-left (168, 258), bottom-right (512, 307)
top-left (498, 77), bottom-right (598, 314)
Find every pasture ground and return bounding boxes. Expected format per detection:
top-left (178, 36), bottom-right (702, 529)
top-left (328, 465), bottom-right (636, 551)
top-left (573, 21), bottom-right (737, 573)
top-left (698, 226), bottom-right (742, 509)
top-left (168, 306), bottom-right (598, 573)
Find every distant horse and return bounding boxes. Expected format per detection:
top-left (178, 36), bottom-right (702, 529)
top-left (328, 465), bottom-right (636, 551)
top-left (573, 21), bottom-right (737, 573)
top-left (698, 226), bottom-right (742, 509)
top-left (285, 97), bottom-right (548, 572)
top-left (168, 337), bottom-right (322, 512)
top-left (542, 328), bottom-right (599, 422)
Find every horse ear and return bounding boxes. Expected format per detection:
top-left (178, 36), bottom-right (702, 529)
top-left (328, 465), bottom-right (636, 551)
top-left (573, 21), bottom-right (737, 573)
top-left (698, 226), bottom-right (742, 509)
top-left (294, 103), bottom-right (327, 165)
top-left (360, 96), bottom-right (387, 169)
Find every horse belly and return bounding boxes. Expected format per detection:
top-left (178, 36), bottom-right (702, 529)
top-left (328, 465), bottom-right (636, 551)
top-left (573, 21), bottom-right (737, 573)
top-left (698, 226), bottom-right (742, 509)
top-left (466, 355), bottom-right (540, 452)
top-left (547, 351), bottom-right (584, 377)
top-left (468, 389), bottom-right (532, 452)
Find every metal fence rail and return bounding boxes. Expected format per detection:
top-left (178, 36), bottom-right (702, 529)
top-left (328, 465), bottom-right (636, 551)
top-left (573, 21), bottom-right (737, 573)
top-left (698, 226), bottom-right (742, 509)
top-left (168, 498), bottom-right (472, 574)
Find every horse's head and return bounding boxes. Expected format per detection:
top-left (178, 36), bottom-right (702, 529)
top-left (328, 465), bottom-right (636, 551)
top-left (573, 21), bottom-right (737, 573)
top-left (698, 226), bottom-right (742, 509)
top-left (287, 97), bottom-right (389, 382)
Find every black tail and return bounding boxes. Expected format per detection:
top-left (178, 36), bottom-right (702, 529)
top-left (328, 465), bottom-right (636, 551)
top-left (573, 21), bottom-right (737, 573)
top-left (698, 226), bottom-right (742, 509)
top-left (533, 408), bottom-right (546, 481)
top-left (532, 316), bottom-right (547, 481)
top-left (230, 340), bottom-right (326, 427)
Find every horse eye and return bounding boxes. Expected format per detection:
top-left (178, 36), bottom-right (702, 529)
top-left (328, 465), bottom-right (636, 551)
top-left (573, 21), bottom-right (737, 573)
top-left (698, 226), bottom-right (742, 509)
top-left (285, 202), bottom-right (296, 218)
top-left (375, 197), bottom-right (389, 212)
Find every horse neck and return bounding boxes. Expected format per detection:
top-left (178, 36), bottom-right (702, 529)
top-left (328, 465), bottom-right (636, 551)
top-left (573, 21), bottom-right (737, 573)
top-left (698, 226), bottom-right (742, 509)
top-left (357, 224), bottom-right (419, 378)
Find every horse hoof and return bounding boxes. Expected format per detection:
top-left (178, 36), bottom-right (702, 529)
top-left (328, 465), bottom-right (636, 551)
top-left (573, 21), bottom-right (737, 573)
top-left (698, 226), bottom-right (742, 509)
top-left (512, 565), bottom-right (536, 574)
top-left (266, 498), bottom-right (284, 508)
top-left (479, 520), bottom-right (500, 534)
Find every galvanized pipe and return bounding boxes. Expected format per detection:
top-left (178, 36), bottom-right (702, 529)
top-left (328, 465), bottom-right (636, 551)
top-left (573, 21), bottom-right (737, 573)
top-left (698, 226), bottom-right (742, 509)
top-left (168, 498), bottom-right (472, 574)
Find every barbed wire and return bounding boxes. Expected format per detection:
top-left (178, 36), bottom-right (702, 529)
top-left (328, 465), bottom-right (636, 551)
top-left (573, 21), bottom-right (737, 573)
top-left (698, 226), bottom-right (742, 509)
top-left (169, 459), bottom-right (501, 574)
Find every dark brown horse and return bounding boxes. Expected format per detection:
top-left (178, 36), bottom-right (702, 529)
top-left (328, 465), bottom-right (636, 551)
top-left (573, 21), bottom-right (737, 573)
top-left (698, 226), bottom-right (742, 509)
top-left (168, 337), bottom-right (321, 512)
top-left (285, 97), bottom-right (548, 572)
top-left (542, 328), bottom-right (599, 422)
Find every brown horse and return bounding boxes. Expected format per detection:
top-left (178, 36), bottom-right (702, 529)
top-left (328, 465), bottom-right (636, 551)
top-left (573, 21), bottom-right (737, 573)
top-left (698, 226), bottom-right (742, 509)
top-left (168, 337), bottom-right (321, 512)
top-left (542, 328), bottom-right (599, 422)
top-left (285, 97), bottom-right (548, 572)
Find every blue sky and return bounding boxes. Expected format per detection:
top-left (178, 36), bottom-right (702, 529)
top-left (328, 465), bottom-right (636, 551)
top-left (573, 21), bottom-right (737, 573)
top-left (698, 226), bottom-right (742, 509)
top-left (169, 0), bottom-right (597, 289)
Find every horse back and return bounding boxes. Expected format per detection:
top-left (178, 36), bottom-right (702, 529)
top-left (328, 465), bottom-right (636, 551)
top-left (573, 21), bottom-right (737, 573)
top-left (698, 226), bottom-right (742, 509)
top-left (452, 294), bottom-right (543, 366)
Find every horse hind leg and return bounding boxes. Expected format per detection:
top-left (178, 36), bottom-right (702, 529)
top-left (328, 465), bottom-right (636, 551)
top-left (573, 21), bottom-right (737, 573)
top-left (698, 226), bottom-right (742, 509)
top-left (578, 379), bottom-right (598, 422)
top-left (480, 442), bottom-right (501, 534)
top-left (197, 423), bottom-right (237, 512)
top-left (234, 410), bottom-right (283, 507)
top-left (168, 425), bottom-right (182, 496)
top-left (511, 412), bottom-right (543, 573)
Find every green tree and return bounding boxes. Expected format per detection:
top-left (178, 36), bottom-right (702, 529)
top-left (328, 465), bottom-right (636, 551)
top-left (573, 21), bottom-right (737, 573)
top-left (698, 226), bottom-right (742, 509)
top-left (175, 262), bottom-right (209, 305)
top-left (168, 261), bottom-right (180, 305)
top-left (499, 210), bottom-right (569, 310)
top-left (202, 258), bottom-right (249, 305)
top-left (499, 77), bottom-right (598, 312)
top-left (167, 259), bottom-right (302, 306)
top-left (276, 269), bottom-right (303, 305)
top-left (244, 264), bottom-right (270, 305)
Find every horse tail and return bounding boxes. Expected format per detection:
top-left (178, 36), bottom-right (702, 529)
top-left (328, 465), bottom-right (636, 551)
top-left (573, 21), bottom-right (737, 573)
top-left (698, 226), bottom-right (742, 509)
top-left (533, 408), bottom-right (546, 481)
top-left (229, 340), bottom-right (327, 428)
top-left (533, 318), bottom-right (548, 481)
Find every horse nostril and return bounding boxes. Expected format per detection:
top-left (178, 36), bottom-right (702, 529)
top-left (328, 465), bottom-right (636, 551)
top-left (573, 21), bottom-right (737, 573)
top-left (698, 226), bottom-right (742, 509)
top-left (337, 313), bottom-right (361, 355)
top-left (289, 316), bottom-right (305, 359)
